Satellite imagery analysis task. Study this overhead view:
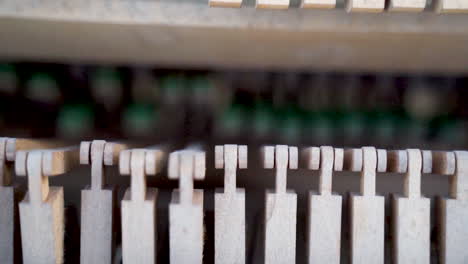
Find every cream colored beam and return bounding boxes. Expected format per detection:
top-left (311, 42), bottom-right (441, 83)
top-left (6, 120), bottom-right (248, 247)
top-left (0, 2), bottom-right (468, 72)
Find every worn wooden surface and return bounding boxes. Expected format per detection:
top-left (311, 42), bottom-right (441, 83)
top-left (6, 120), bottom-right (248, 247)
top-left (5, 139), bottom-right (64, 163)
top-left (0, 0), bottom-right (468, 72)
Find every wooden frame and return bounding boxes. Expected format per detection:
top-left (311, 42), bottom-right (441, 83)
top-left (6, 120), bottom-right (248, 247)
top-left (15, 146), bottom-right (79, 264)
top-left (0, 138), bottom-right (68, 264)
top-left (1, 1), bottom-right (468, 72)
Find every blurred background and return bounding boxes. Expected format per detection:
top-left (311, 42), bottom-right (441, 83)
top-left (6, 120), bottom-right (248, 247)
top-left (1, 62), bottom-right (467, 150)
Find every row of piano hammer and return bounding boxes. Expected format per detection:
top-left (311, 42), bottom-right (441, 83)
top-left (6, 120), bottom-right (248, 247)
top-left (0, 138), bottom-right (467, 264)
top-left (209, 0), bottom-right (468, 13)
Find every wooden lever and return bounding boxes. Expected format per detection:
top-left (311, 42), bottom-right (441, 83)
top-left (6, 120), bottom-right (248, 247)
top-left (393, 149), bottom-right (430, 264)
top-left (343, 148), bottom-right (387, 174)
top-left (120, 146), bottom-right (167, 264)
top-left (350, 147), bottom-right (385, 264)
top-left (214, 144), bottom-right (247, 264)
top-left (387, 149), bottom-right (434, 174)
top-left (303, 146), bottom-right (342, 264)
top-left (439, 151), bottom-right (468, 263)
top-left (262, 145), bottom-right (298, 264)
top-left (79, 140), bottom-right (133, 264)
top-left (0, 138), bottom-right (68, 264)
top-left (16, 147), bottom-right (79, 202)
top-left (168, 145), bottom-right (205, 264)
